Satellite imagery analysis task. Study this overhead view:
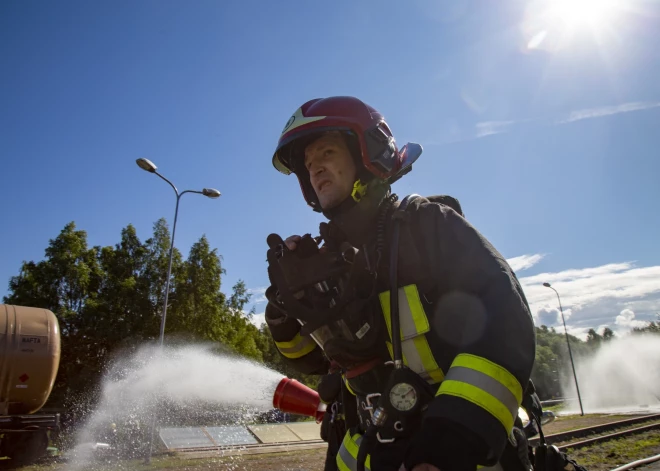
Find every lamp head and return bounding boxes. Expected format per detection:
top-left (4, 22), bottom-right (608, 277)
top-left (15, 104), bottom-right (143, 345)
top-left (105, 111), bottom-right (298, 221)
top-left (202, 188), bottom-right (221, 198)
top-left (136, 158), bottom-right (157, 173)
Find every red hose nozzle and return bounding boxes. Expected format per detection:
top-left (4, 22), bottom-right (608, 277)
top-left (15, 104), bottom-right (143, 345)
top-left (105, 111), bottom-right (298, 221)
top-left (273, 377), bottom-right (326, 423)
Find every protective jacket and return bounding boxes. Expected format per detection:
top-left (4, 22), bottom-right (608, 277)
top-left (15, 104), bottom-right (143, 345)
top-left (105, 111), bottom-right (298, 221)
top-left (266, 194), bottom-right (536, 471)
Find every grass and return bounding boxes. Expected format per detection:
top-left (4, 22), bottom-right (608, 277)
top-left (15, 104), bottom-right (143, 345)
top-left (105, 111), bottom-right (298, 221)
top-left (565, 431), bottom-right (660, 471)
top-left (543, 403), bottom-right (566, 413)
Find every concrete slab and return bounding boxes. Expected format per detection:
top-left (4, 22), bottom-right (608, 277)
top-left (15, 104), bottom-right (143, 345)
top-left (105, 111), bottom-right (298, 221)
top-left (247, 423), bottom-right (303, 443)
top-left (160, 427), bottom-right (215, 449)
top-left (205, 425), bottom-right (259, 446)
top-left (285, 422), bottom-right (322, 441)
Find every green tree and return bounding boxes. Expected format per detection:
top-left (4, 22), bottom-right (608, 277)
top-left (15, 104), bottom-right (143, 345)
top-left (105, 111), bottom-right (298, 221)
top-left (602, 327), bottom-right (615, 341)
top-left (223, 280), bottom-right (263, 361)
top-left (586, 328), bottom-right (602, 347)
top-left (143, 218), bottom-right (183, 312)
top-left (93, 224), bottom-right (156, 346)
top-left (532, 325), bottom-right (590, 399)
top-left (169, 235), bottom-right (226, 340)
top-left (632, 321), bottom-right (660, 335)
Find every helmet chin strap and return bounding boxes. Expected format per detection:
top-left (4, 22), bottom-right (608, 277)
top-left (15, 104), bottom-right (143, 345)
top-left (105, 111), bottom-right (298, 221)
top-left (321, 163), bottom-right (380, 217)
top-left (322, 181), bottom-right (390, 247)
top-left (321, 178), bottom-right (369, 219)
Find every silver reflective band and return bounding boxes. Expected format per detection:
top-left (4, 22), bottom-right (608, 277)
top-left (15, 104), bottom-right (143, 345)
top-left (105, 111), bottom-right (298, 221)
top-left (337, 433), bottom-right (370, 471)
top-left (445, 366), bottom-right (519, 420)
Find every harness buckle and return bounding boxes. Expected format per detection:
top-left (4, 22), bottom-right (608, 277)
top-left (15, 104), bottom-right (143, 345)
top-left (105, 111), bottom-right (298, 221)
top-left (360, 393), bottom-right (397, 444)
top-left (361, 393), bottom-right (381, 412)
top-left (377, 432), bottom-right (396, 444)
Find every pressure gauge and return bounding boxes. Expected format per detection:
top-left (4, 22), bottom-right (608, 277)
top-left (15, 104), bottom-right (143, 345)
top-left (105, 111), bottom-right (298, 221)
top-left (389, 382), bottom-right (418, 411)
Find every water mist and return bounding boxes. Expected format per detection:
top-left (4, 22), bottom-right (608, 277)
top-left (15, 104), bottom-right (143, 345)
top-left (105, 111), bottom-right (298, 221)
top-left (68, 344), bottom-right (285, 468)
top-left (561, 334), bottom-right (660, 414)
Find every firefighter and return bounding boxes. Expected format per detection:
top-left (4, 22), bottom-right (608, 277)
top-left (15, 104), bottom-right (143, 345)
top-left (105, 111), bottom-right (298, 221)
top-left (265, 96), bottom-right (536, 471)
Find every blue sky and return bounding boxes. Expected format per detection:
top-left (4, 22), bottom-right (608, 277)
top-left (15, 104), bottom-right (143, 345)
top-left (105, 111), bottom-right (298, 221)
top-left (3, 0), bottom-right (660, 338)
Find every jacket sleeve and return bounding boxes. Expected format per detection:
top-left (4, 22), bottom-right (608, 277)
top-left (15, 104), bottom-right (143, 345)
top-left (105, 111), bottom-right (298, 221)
top-left (404, 202), bottom-right (536, 470)
top-left (265, 286), bottom-right (330, 375)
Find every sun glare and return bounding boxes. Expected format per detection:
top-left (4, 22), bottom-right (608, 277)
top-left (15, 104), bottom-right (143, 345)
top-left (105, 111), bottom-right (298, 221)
top-left (548, 0), bottom-right (618, 28)
top-left (523, 0), bottom-right (626, 51)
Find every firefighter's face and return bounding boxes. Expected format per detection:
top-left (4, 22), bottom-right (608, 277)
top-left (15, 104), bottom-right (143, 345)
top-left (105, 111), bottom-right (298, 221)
top-left (304, 133), bottom-right (357, 210)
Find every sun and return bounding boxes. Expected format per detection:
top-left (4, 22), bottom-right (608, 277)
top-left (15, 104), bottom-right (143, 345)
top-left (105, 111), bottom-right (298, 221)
top-left (522, 0), bottom-right (625, 51)
top-left (547, 0), bottom-right (619, 29)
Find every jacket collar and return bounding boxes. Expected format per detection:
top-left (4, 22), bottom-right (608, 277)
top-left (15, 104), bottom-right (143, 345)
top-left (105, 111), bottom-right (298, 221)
top-left (322, 183), bottom-right (390, 247)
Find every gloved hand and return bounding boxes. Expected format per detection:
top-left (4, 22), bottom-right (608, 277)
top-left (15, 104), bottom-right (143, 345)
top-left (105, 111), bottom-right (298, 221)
top-left (264, 286), bottom-right (288, 325)
top-left (317, 372), bottom-right (342, 404)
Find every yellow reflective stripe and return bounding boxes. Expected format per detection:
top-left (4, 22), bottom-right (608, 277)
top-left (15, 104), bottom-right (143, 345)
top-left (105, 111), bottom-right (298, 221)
top-left (380, 285), bottom-right (441, 383)
top-left (403, 284), bottom-right (430, 333)
top-left (437, 354), bottom-right (523, 433)
top-left (337, 459), bottom-right (352, 471)
top-left (275, 333), bottom-right (316, 359)
top-left (336, 431), bottom-right (370, 471)
top-left (275, 332), bottom-right (309, 349)
top-left (451, 354), bottom-right (523, 404)
top-left (412, 335), bottom-right (445, 383)
top-left (388, 336), bottom-right (443, 384)
top-left (438, 379), bottom-right (516, 432)
top-left (379, 285), bottom-right (430, 341)
top-left (343, 375), bottom-right (357, 396)
top-left (380, 291), bottom-right (393, 338)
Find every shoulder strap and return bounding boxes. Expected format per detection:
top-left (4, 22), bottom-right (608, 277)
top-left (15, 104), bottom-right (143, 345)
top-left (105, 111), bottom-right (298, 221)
top-left (388, 194), bottom-right (423, 367)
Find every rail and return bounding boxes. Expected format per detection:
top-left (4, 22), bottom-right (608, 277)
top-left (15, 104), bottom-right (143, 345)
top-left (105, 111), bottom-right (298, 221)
top-left (529, 413), bottom-right (660, 447)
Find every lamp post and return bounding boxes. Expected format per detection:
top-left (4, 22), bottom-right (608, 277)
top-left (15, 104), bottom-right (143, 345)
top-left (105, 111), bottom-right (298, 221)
top-left (135, 158), bottom-right (221, 463)
top-left (543, 282), bottom-right (584, 416)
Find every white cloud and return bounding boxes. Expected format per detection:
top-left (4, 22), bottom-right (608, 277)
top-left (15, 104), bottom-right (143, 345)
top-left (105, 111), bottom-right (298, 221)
top-left (247, 286), bottom-right (268, 305)
top-left (615, 309), bottom-right (647, 329)
top-left (560, 101), bottom-right (660, 124)
top-left (516, 261), bottom-right (660, 338)
top-left (507, 253), bottom-right (545, 272)
top-left (522, 262), bottom-right (660, 312)
top-left (475, 120), bottom-right (515, 138)
top-left (457, 101), bottom-right (660, 146)
top-left (537, 306), bottom-right (560, 326)
top-left (250, 311), bottom-right (266, 328)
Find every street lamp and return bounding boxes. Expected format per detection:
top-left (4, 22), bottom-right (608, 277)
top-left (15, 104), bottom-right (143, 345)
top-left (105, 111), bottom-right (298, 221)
top-left (135, 158), bottom-right (221, 463)
top-left (543, 282), bottom-right (584, 416)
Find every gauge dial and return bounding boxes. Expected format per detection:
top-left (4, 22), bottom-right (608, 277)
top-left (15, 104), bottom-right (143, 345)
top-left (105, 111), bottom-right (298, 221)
top-left (389, 382), bottom-right (417, 411)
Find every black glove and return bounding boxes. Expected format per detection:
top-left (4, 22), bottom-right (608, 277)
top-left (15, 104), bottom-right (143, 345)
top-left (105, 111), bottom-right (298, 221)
top-left (318, 372), bottom-right (342, 404)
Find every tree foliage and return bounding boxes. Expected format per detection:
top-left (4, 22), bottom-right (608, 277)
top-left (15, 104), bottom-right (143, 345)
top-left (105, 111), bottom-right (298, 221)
top-left (631, 315), bottom-right (660, 335)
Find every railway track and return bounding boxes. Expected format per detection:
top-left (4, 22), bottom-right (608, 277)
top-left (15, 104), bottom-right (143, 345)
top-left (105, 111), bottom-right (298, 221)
top-left (557, 422), bottom-right (660, 451)
top-left (530, 413), bottom-right (660, 448)
top-left (174, 413), bottom-right (660, 459)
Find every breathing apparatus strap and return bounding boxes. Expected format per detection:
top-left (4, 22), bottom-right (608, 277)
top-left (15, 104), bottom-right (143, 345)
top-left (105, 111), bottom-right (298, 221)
top-left (389, 194), bottom-right (422, 367)
top-left (355, 194), bottom-right (422, 471)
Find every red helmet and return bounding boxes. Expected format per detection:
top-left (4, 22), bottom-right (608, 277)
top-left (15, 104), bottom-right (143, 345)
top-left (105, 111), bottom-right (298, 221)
top-left (272, 96), bottom-right (407, 210)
